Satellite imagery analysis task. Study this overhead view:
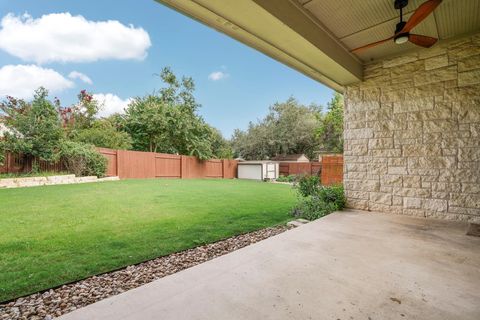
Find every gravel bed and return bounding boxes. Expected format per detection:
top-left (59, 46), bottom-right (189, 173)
top-left (0, 226), bottom-right (289, 320)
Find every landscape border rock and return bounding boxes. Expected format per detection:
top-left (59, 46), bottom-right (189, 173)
top-left (0, 226), bottom-right (289, 320)
top-left (0, 175), bottom-right (119, 189)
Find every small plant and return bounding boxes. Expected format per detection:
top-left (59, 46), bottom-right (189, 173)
top-left (317, 184), bottom-right (346, 210)
top-left (291, 174), bottom-right (345, 221)
top-left (294, 174), bottom-right (320, 197)
top-left (276, 175), bottom-right (297, 183)
top-left (292, 196), bottom-right (337, 220)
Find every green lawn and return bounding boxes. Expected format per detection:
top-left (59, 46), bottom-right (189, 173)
top-left (0, 179), bottom-right (296, 302)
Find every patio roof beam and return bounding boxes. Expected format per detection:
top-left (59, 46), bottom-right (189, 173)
top-left (155, 0), bottom-right (363, 92)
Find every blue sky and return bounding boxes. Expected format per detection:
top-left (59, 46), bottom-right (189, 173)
top-left (0, 0), bottom-right (333, 138)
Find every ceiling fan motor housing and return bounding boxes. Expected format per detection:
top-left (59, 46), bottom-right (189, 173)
top-left (394, 0), bottom-right (409, 10)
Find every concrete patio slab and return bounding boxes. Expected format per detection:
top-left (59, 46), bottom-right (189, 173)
top-left (58, 210), bottom-right (480, 320)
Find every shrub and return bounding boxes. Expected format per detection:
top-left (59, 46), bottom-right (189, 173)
top-left (291, 196), bottom-right (337, 221)
top-left (291, 184), bottom-right (345, 221)
top-left (317, 184), bottom-right (346, 210)
top-left (0, 141), bottom-right (5, 166)
top-left (60, 141), bottom-right (107, 177)
top-left (276, 175), bottom-right (297, 183)
top-left (295, 174), bottom-right (320, 197)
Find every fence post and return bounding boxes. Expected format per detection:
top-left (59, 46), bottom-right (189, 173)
top-left (6, 153), bottom-right (10, 174)
top-left (180, 155), bottom-right (187, 179)
top-left (115, 149), bottom-right (119, 177)
top-left (222, 159), bottom-right (226, 178)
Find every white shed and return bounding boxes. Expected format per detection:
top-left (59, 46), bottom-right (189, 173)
top-left (237, 161), bottom-right (279, 181)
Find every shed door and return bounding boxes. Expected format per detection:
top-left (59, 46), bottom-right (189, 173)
top-left (265, 163), bottom-right (276, 179)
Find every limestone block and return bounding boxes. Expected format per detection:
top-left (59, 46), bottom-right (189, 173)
top-left (393, 98), bottom-right (434, 114)
top-left (344, 128), bottom-right (374, 139)
top-left (383, 54), bottom-right (419, 68)
top-left (403, 176), bottom-right (421, 188)
top-left (459, 148), bottom-right (480, 162)
top-left (458, 54), bottom-right (480, 72)
top-left (404, 197), bottom-right (423, 209)
top-left (388, 158), bottom-right (406, 167)
top-left (381, 175), bottom-right (402, 186)
top-left (462, 183), bottom-right (480, 194)
top-left (368, 138), bottom-right (394, 149)
top-left (458, 69), bottom-right (480, 87)
top-left (346, 199), bottom-right (368, 210)
top-left (413, 66), bottom-right (457, 86)
top-left (393, 196), bottom-right (403, 206)
top-left (367, 163), bottom-right (388, 174)
top-left (346, 190), bottom-right (369, 200)
top-left (423, 120), bottom-right (457, 133)
top-left (394, 187), bottom-right (431, 198)
top-left (388, 166), bottom-right (407, 175)
top-left (403, 145), bottom-right (442, 157)
top-left (425, 54), bottom-right (448, 70)
top-left (424, 199), bottom-right (448, 212)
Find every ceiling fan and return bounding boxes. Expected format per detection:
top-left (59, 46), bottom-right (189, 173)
top-left (351, 0), bottom-right (442, 53)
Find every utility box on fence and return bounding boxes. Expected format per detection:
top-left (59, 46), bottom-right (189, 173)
top-left (237, 161), bottom-right (279, 181)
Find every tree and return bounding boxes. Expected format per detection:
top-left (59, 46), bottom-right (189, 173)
top-left (316, 92), bottom-right (344, 153)
top-left (208, 126), bottom-right (233, 159)
top-left (60, 91), bottom-right (133, 150)
top-left (0, 140), bottom-right (5, 165)
top-left (231, 97), bottom-right (321, 160)
top-left (123, 67), bottom-right (227, 160)
top-left (0, 88), bottom-right (63, 164)
top-left (72, 119), bottom-right (133, 150)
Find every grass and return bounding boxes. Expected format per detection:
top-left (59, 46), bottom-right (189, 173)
top-left (0, 179), bottom-right (296, 302)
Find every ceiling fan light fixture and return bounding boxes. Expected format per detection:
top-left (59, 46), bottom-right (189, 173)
top-left (394, 33), bottom-right (409, 44)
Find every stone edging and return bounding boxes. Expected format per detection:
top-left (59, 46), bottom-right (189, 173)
top-left (0, 175), bottom-right (119, 189)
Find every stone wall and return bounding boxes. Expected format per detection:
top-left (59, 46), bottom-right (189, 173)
top-left (344, 33), bottom-right (480, 222)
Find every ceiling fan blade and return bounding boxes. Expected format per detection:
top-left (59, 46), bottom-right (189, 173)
top-left (351, 36), bottom-right (394, 53)
top-left (409, 34), bottom-right (438, 48)
top-left (401, 0), bottom-right (442, 33)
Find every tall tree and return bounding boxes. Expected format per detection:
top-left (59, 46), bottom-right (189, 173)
top-left (123, 67), bottom-right (228, 160)
top-left (316, 92), bottom-right (344, 153)
top-left (0, 88), bottom-right (63, 163)
top-left (231, 97), bottom-right (321, 160)
top-left (63, 90), bottom-right (133, 150)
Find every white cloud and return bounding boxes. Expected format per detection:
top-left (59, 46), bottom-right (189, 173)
top-left (93, 93), bottom-right (132, 117)
top-left (208, 71), bottom-right (229, 81)
top-left (0, 12), bottom-right (151, 64)
top-left (0, 64), bottom-right (74, 99)
top-left (68, 71), bottom-right (93, 85)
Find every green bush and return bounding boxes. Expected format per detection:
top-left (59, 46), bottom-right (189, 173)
top-left (276, 175), bottom-right (297, 183)
top-left (291, 184), bottom-right (345, 221)
top-left (292, 196), bottom-right (337, 220)
top-left (317, 184), bottom-right (346, 210)
top-left (60, 141), bottom-right (107, 177)
top-left (294, 175), bottom-right (320, 197)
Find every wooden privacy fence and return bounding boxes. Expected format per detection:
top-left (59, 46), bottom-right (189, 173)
top-left (279, 162), bottom-right (321, 177)
top-left (320, 155), bottom-right (343, 186)
top-left (278, 155), bottom-right (343, 186)
top-left (0, 153), bottom-right (64, 174)
top-left (97, 148), bottom-right (238, 179)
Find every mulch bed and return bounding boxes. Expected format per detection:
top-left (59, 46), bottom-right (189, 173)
top-left (0, 226), bottom-right (290, 320)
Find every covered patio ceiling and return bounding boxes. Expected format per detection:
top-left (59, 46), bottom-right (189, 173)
top-left (156, 0), bottom-right (480, 91)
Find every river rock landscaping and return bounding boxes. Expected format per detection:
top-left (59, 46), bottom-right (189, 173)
top-left (0, 226), bottom-right (289, 320)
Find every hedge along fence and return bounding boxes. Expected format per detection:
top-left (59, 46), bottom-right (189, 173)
top-left (97, 148), bottom-right (238, 179)
top-left (278, 155), bottom-right (344, 186)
